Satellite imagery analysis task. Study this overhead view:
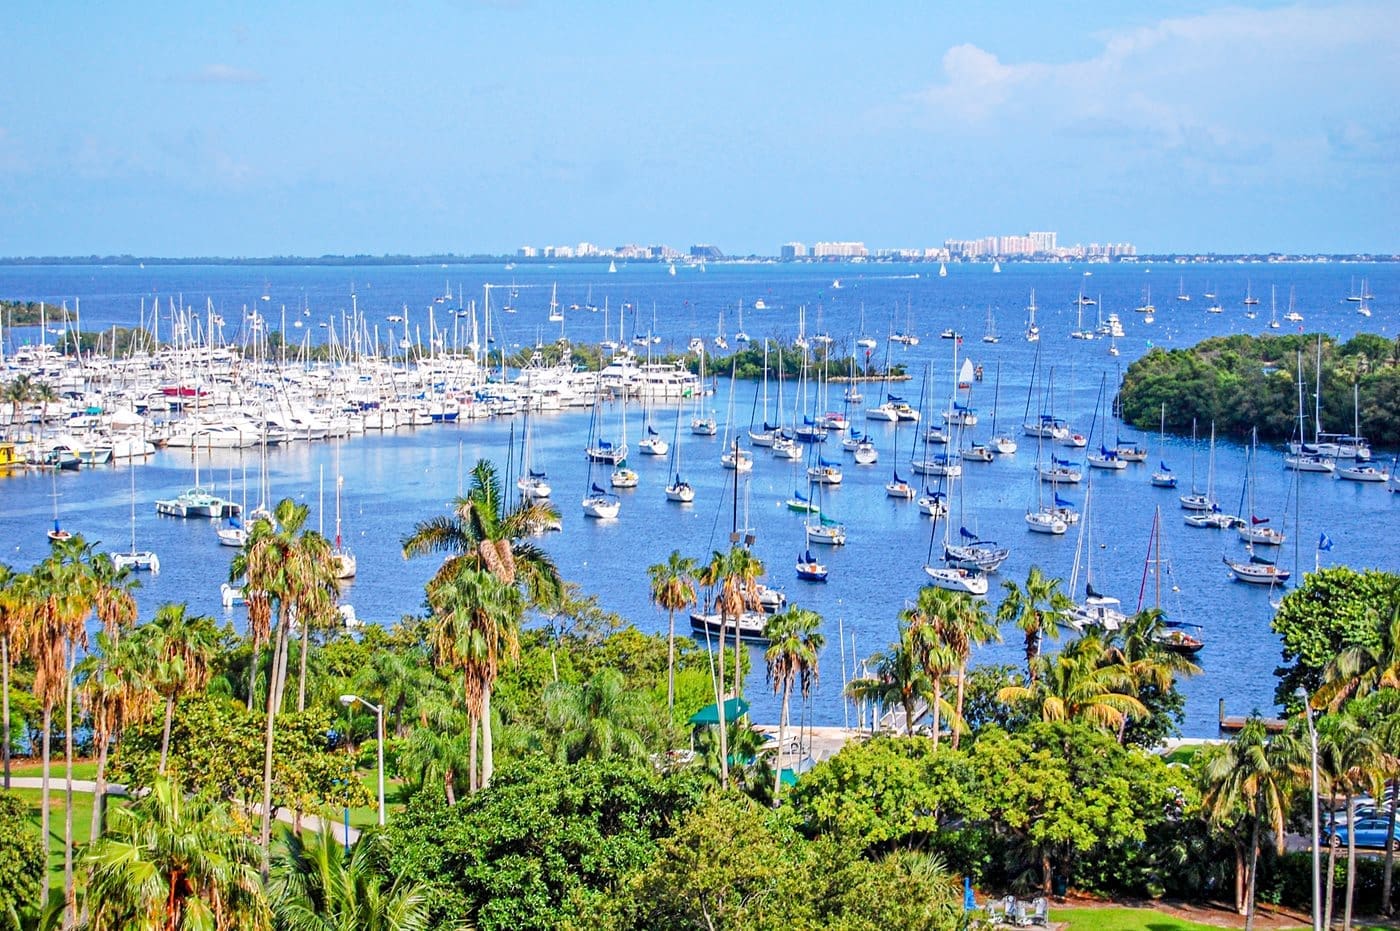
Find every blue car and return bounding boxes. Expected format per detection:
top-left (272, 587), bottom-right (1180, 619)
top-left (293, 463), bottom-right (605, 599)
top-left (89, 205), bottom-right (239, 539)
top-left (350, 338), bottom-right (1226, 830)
top-left (1327, 817), bottom-right (1400, 849)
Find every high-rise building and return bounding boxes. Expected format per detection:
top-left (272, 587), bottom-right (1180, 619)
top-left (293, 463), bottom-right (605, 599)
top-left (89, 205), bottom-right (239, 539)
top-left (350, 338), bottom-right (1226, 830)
top-left (517, 246), bottom-right (537, 258)
top-left (690, 244), bottom-right (724, 260)
top-left (812, 241), bottom-right (867, 258)
top-left (780, 242), bottom-right (807, 259)
top-left (1028, 231), bottom-right (1057, 254)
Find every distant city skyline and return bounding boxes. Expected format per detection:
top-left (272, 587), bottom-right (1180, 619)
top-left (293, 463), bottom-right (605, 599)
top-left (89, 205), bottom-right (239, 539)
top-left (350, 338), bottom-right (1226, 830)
top-left (1, 3), bottom-right (1396, 257)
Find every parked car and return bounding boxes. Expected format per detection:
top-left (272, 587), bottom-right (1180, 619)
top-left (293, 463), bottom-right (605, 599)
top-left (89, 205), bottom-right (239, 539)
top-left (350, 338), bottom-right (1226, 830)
top-left (1326, 817), bottom-right (1400, 849)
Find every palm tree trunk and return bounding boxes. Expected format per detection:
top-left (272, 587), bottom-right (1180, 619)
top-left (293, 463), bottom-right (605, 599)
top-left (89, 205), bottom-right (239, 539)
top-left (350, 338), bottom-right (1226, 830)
top-left (930, 674), bottom-right (943, 750)
top-left (468, 714), bottom-right (478, 795)
top-left (481, 687), bottom-right (495, 788)
top-left (904, 693), bottom-right (916, 738)
top-left (1344, 789), bottom-right (1357, 931)
top-left (1026, 628), bottom-right (1040, 684)
top-left (1326, 829), bottom-right (1338, 929)
top-left (709, 619), bottom-right (729, 789)
top-left (297, 612), bottom-right (310, 712)
top-left (1382, 780), bottom-right (1397, 917)
top-left (259, 617), bottom-right (289, 875)
top-left (773, 676), bottom-right (792, 804)
top-left (1041, 851), bottom-right (1052, 895)
top-left (666, 608), bottom-right (676, 709)
top-left (952, 663), bottom-right (967, 750)
top-left (39, 704), bottom-right (51, 912)
top-left (1245, 818), bottom-right (1260, 931)
top-left (159, 695), bottom-right (175, 775)
top-left (2, 634), bottom-right (10, 790)
top-left (1234, 845), bottom-right (1245, 914)
top-left (246, 642), bottom-right (259, 711)
top-left (733, 610), bottom-right (742, 698)
top-left (63, 642), bottom-right (76, 928)
top-left (444, 768), bottom-right (456, 806)
top-left (89, 735), bottom-right (110, 845)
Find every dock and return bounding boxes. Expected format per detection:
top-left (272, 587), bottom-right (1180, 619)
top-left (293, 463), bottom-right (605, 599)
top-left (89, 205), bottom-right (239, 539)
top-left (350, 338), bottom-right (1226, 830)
top-left (1218, 699), bottom-right (1287, 734)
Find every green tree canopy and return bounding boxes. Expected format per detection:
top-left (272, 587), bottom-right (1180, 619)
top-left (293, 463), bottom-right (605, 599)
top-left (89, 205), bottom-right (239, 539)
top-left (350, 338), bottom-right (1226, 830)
top-left (1271, 566), bottom-right (1400, 706)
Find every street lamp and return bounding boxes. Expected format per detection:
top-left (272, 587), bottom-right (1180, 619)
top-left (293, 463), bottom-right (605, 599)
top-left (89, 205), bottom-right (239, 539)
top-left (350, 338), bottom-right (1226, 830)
top-left (340, 694), bottom-right (385, 827)
top-left (1296, 686), bottom-right (1321, 931)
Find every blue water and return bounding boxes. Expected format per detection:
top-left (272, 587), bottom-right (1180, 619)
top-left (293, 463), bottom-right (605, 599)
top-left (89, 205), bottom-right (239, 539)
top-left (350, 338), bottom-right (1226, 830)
top-left (1, 260), bottom-right (1396, 735)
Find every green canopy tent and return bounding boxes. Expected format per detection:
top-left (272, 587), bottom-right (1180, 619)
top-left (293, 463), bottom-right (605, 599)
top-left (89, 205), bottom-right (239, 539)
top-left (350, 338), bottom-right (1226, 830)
top-left (688, 697), bottom-right (749, 727)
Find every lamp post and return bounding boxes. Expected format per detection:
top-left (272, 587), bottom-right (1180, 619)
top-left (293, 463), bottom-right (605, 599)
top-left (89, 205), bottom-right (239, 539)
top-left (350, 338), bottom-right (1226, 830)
top-left (1296, 686), bottom-right (1321, 931)
top-left (340, 694), bottom-right (385, 827)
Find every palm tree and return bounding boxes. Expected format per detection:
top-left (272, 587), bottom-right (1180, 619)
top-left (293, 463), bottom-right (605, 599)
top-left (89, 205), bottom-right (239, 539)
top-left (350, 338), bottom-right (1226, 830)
top-left (998, 633), bottom-right (1148, 732)
top-left (1201, 718), bottom-right (1294, 927)
top-left (846, 627), bottom-right (931, 737)
top-left (648, 550), bottom-right (697, 710)
top-left (231, 497), bottom-right (337, 872)
top-left (938, 590), bottom-right (999, 749)
top-left (270, 826), bottom-right (431, 931)
top-left (428, 564), bottom-right (522, 791)
top-left (1, 373), bottom-right (32, 425)
top-left (762, 606), bottom-right (823, 802)
top-left (996, 566), bottom-right (1070, 684)
top-left (84, 776), bottom-right (269, 930)
top-left (398, 700), bottom-right (472, 805)
top-left (1325, 711), bottom-right (1384, 931)
top-left (401, 457), bottom-right (564, 608)
top-left (543, 668), bottom-right (652, 763)
top-left (0, 563), bottom-right (27, 789)
top-left (902, 587), bottom-right (962, 749)
top-left (76, 631), bottom-right (153, 844)
top-left (1104, 608), bottom-right (1200, 742)
top-left (1318, 600), bottom-right (1400, 710)
top-left (133, 603), bottom-right (221, 774)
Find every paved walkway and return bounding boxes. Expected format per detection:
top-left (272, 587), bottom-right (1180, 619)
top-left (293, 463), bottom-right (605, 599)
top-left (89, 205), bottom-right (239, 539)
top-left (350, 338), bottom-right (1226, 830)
top-left (4, 776), bottom-right (361, 845)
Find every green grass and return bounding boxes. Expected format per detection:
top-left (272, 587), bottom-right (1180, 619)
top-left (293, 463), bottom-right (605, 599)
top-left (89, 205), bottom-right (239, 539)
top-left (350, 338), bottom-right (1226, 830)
top-left (1057, 907), bottom-right (1249, 930)
top-left (6, 759), bottom-right (99, 780)
top-left (1056, 906), bottom-right (1390, 931)
top-left (9, 785), bottom-right (97, 901)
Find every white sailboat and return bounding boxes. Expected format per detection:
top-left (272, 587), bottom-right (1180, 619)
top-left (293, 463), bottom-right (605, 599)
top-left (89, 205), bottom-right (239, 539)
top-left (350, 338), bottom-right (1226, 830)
top-left (1236, 430), bottom-right (1285, 547)
top-left (610, 391), bottom-right (639, 487)
top-left (664, 403), bottom-right (694, 503)
top-left (517, 411), bottom-right (552, 500)
top-left (112, 465), bottom-right (159, 572)
top-left (1024, 289), bottom-right (1040, 342)
top-left (1150, 403), bottom-right (1177, 488)
top-left (690, 346), bottom-right (718, 436)
top-left (331, 459), bottom-right (357, 579)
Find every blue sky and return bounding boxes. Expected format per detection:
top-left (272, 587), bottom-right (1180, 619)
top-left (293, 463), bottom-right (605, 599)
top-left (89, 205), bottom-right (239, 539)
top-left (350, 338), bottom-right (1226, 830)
top-left (2, 2), bottom-right (1395, 256)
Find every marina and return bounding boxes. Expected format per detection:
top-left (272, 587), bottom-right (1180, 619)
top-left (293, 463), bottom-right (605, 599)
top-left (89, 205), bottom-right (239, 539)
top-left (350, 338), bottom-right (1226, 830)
top-left (1, 258), bottom-right (1396, 736)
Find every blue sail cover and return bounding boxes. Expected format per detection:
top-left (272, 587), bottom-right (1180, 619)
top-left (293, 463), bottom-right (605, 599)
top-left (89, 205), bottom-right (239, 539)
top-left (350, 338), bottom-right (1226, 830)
top-left (887, 394), bottom-right (903, 403)
top-left (1159, 461), bottom-right (1172, 471)
top-left (590, 483), bottom-right (608, 495)
top-left (1054, 493), bottom-right (1074, 507)
top-left (763, 422), bottom-right (779, 432)
top-left (793, 489), bottom-right (808, 501)
top-left (819, 457), bottom-right (838, 467)
top-left (597, 439), bottom-right (613, 449)
top-left (529, 468), bottom-right (547, 478)
top-left (960, 526), bottom-right (978, 540)
top-left (647, 425), bottom-right (659, 436)
top-left (226, 516), bottom-right (242, 528)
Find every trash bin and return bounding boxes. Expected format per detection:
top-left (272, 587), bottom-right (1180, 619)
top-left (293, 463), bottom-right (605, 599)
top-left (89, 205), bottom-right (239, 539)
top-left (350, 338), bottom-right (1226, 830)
top-left (1052, 874), bottom-right (1068, 897)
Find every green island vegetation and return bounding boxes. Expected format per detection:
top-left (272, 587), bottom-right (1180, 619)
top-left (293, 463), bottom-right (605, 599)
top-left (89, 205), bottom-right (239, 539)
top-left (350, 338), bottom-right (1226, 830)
top-left (0, 462), bottom-right (1398, 929)
top-left (0, 300), bottom-right (67, 328)
top-left (1118, 332), bottom-right (1400, 446)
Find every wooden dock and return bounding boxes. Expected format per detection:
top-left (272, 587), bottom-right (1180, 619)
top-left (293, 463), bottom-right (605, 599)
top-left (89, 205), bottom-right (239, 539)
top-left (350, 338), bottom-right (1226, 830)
top-left (1218, 699), bottom-right (1287, 734)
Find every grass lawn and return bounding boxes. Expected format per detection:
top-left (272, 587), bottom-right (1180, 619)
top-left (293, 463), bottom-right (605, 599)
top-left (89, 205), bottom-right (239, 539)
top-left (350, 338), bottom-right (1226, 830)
top-left (6, 759), bottom-right (99, 781)
top-left (1056, 906), bottom-right (1390, 931)
top-left (9, 785), bottom-right (97, 905)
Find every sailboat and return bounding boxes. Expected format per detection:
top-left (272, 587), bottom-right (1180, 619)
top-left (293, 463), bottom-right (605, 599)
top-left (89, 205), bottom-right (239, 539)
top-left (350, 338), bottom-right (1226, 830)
top-left (112, 465), bottom-right (160, 571)
top-left (1243, 279), bottom-right (1260, 305)
top-left (155, 447), bottom-right (241, 518)
top-left (331, 465), bottom-right (356, 579)
top-left (803, 478), bottom-right (846, 545)
top-left (733, 300), bottom-right (750, 343)
top-left (991, 364), bottom-right (1013, 453)
top-left (517, 410), bottom-right (552, 500)
top-left (1236, 429), bottom-right (1284, 547)
top-left (795, 546), bottom-right (829, 582)
top-left (1062, 480), bottom-right (1127, 630)
top-left (547, 283), bottom-right (564, 323)
top-left (981, 305), bottom-right (999, 343)
top-left (1176, 277), bottom-right (1190, 302)
top-left (608, 260), bottom-right (617, 274)
top-left (938, 261), bottom-right (947, 278)
top-left (669, 261), bottom-right (677, 277)
top-left (664, 403), bottom-right (694, 503)
top-left (46, 469), bottom-right (72, 542)
top-left (582, 399), bottom-right (621, 519)
top-left (610, 391), bottom-right (639, 487)
top-left (720, 363), bottom-right (753, 473)
top-left (1282, 286), bottom-right (1303, 323)
top-left (1183, 424), bottom-right (1242, 528)
top-left (1178, 420), bottom-right (1213, 509)
top-left (1138, 508), bottom-right (1206, 654)
top-left (1267, 285), bottom-right (1280, 329)
top-left (992, 260), bottom-right (1001, 274)
top-left (1024, 289), bottom-right (1040, 342)
top-left (1150, 404), bottom-right (1177, 488)
top-left (885, 469), bottom-right (915, 499)
top-left (690, 346), bottom-right (718, 436)
top-left (922, 510), bottom-right (989, 595)
top-left (1284, 350), bottom-right (1336, 473)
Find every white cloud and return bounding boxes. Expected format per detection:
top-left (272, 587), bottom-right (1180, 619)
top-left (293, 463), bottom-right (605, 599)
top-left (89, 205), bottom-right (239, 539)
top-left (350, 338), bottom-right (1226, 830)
top-left (187, 63), bottom-right (265, 85)
top-left (905, 2), bottom-right (1399, 158)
